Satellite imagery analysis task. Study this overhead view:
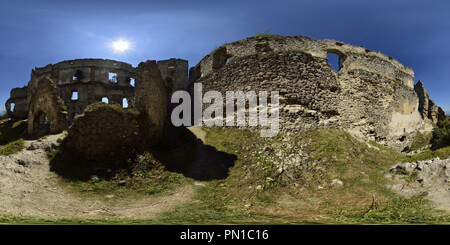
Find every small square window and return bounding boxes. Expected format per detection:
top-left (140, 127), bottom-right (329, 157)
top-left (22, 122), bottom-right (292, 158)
top-left (71, 91), bottom-right (78, 100)
top-left (109, 72), bottom-right (117, 83)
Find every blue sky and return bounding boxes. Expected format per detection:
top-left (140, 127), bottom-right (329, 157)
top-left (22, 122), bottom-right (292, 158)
top-left (0, 0), bottom-right (449, 115)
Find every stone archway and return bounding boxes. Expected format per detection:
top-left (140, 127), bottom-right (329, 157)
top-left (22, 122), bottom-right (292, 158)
top-left (28, 77), bottom-right (68, 135)
top-left (32, 110), bottom-right (50, 133)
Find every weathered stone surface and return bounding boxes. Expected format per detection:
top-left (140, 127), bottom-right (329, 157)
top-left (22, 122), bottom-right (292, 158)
top-left (157, 58), bottom-right (189, 91)
top-left (135, 60), bottom-right (168, 145)
top-left (5, 86), bottom-right (28, 119)
top-left (65, 104), bottom-right (141, 157)
top-left (386, 157), bottom-right (450, 211)
top-left (27, 77), bottom-right (68, 134)
top-left (6, 58), bottom-right (188, 124)
top-left (414, 80), bottom-right (446, 124)
top-left (190, 35), bottom-right (439, 151)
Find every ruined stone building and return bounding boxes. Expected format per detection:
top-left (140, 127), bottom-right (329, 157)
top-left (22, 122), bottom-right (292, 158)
top-left (5, 58), bottom-right (188, 132)
top-left (4, 35), bottom-right (446, 152)
top-left (189, 35), bottom-right (446, 151)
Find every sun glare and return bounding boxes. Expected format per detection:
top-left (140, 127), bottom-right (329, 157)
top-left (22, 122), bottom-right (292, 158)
top-left (111, 39), bottom-right (130, 53)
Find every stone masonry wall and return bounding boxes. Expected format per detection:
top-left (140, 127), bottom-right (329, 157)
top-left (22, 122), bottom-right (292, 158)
top-left (190, 35), bottom-right (439, 151)
top-left (17, 58), bottom-right (188, 124)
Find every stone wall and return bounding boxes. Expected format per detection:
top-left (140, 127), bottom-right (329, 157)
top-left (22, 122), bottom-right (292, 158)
top-left (65, 60), bottom-right (169, 156)
top-left (414, 80), bottom-right (446, 125)
top-left (65, 104), bottom-right (141, 157)
top-left (9, 58), bottom-right (188, 124)
top-left (135, 60), bottom-right (168, 145)
top-left (27, 77), bottom-right (68, 135)
top-left (157, 58), bottom-right (189, 92)
top-left (190, 35), bottom-right (441, 151)
top-left (5, 86), bottom-right (28, 119)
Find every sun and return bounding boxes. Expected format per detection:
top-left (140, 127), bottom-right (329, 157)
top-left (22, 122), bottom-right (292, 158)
top-left (111, 39), bottom-right (130, 53)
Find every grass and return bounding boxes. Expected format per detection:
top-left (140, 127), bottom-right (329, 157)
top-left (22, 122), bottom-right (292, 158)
top-left (187, 127), bottom-right (450, 224)
top-left (253, 30), bottom-right (286, 43)
top-left (84, 102), bottom-right (140, 116)
top-left (333, 197), bottom-right (450, 224)
top-left (408, 131), bottom-right (433, 152)
top-left (50, 126), bottom-right (198, 200)
top-left (156, 181), bottom-right (284, 224)
top-left (52, 150), bottom-right (191, 200)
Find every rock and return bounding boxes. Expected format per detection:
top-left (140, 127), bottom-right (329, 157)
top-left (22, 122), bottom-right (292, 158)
top-left (13, 167), bottom-right (25, 174)
top-left (16, 159), bottom-right (41, 167)
top-left (331, 179), bottom-right (344, 187)
top-left (27, 140), bottom-right (53, 151)
top-left (194, 182), bottom-right (206, 187)
top-left (387, 156), bottom-right (450, 211)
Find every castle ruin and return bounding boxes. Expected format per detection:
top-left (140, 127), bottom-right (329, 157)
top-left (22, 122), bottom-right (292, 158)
top-left (5, 58), bottom-right (188, 135)
top-left (4, 35), bottom-right (446, 152)
top-left (189, 35), bottom-right (445, 151)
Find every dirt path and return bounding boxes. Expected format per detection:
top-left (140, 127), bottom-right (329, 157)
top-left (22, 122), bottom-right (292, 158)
top-left (0, 132), bottom-right (195, 220)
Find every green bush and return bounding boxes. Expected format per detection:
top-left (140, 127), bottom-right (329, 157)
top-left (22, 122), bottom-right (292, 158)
top-left (0, 111), bottom-right (8, 120)
top-left (433, 118), bottom-right (450, 148)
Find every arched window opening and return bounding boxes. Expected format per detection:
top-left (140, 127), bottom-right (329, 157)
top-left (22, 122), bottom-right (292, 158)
top-left (130, 77), bottom-right (135, 87)
top-left (102, 97), bottom-right (109, 104)
top-left (327, 52), bottom-right (340, 71)
top-left (122, 98), bottom-right (128, 108)
top-left (10, 103), bottom-right (15, 112)
top-left (109, 72), bottom-right (118, 83)
top-left (327, 49), bottom-right (346, 72)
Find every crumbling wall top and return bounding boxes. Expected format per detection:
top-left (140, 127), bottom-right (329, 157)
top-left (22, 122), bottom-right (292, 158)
top-left (194, 35), bottom-right (415, 88)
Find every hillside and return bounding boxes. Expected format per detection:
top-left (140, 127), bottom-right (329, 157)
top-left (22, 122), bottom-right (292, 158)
top-left (1, 120), bottom-right (450, 224)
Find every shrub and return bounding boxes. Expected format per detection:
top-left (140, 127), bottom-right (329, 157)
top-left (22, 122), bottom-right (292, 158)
top-left (432, 118), bottom-right (450, 148)
top-left (0, 111), bottom-right (8, 120)
top-left (253, 29), bottom-right (285, 43)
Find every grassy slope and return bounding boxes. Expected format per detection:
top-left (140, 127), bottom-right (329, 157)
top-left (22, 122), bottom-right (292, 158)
top-left (2, 127), bottom-right (450, 224)
top-left (163, 127), bottom-right (450, 224)
top-left (0, 119), bottom-right (27, 155)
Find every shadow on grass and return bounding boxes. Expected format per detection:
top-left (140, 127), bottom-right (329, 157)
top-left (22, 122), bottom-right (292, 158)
top-left (149, 126), bottom-right (237, 181)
